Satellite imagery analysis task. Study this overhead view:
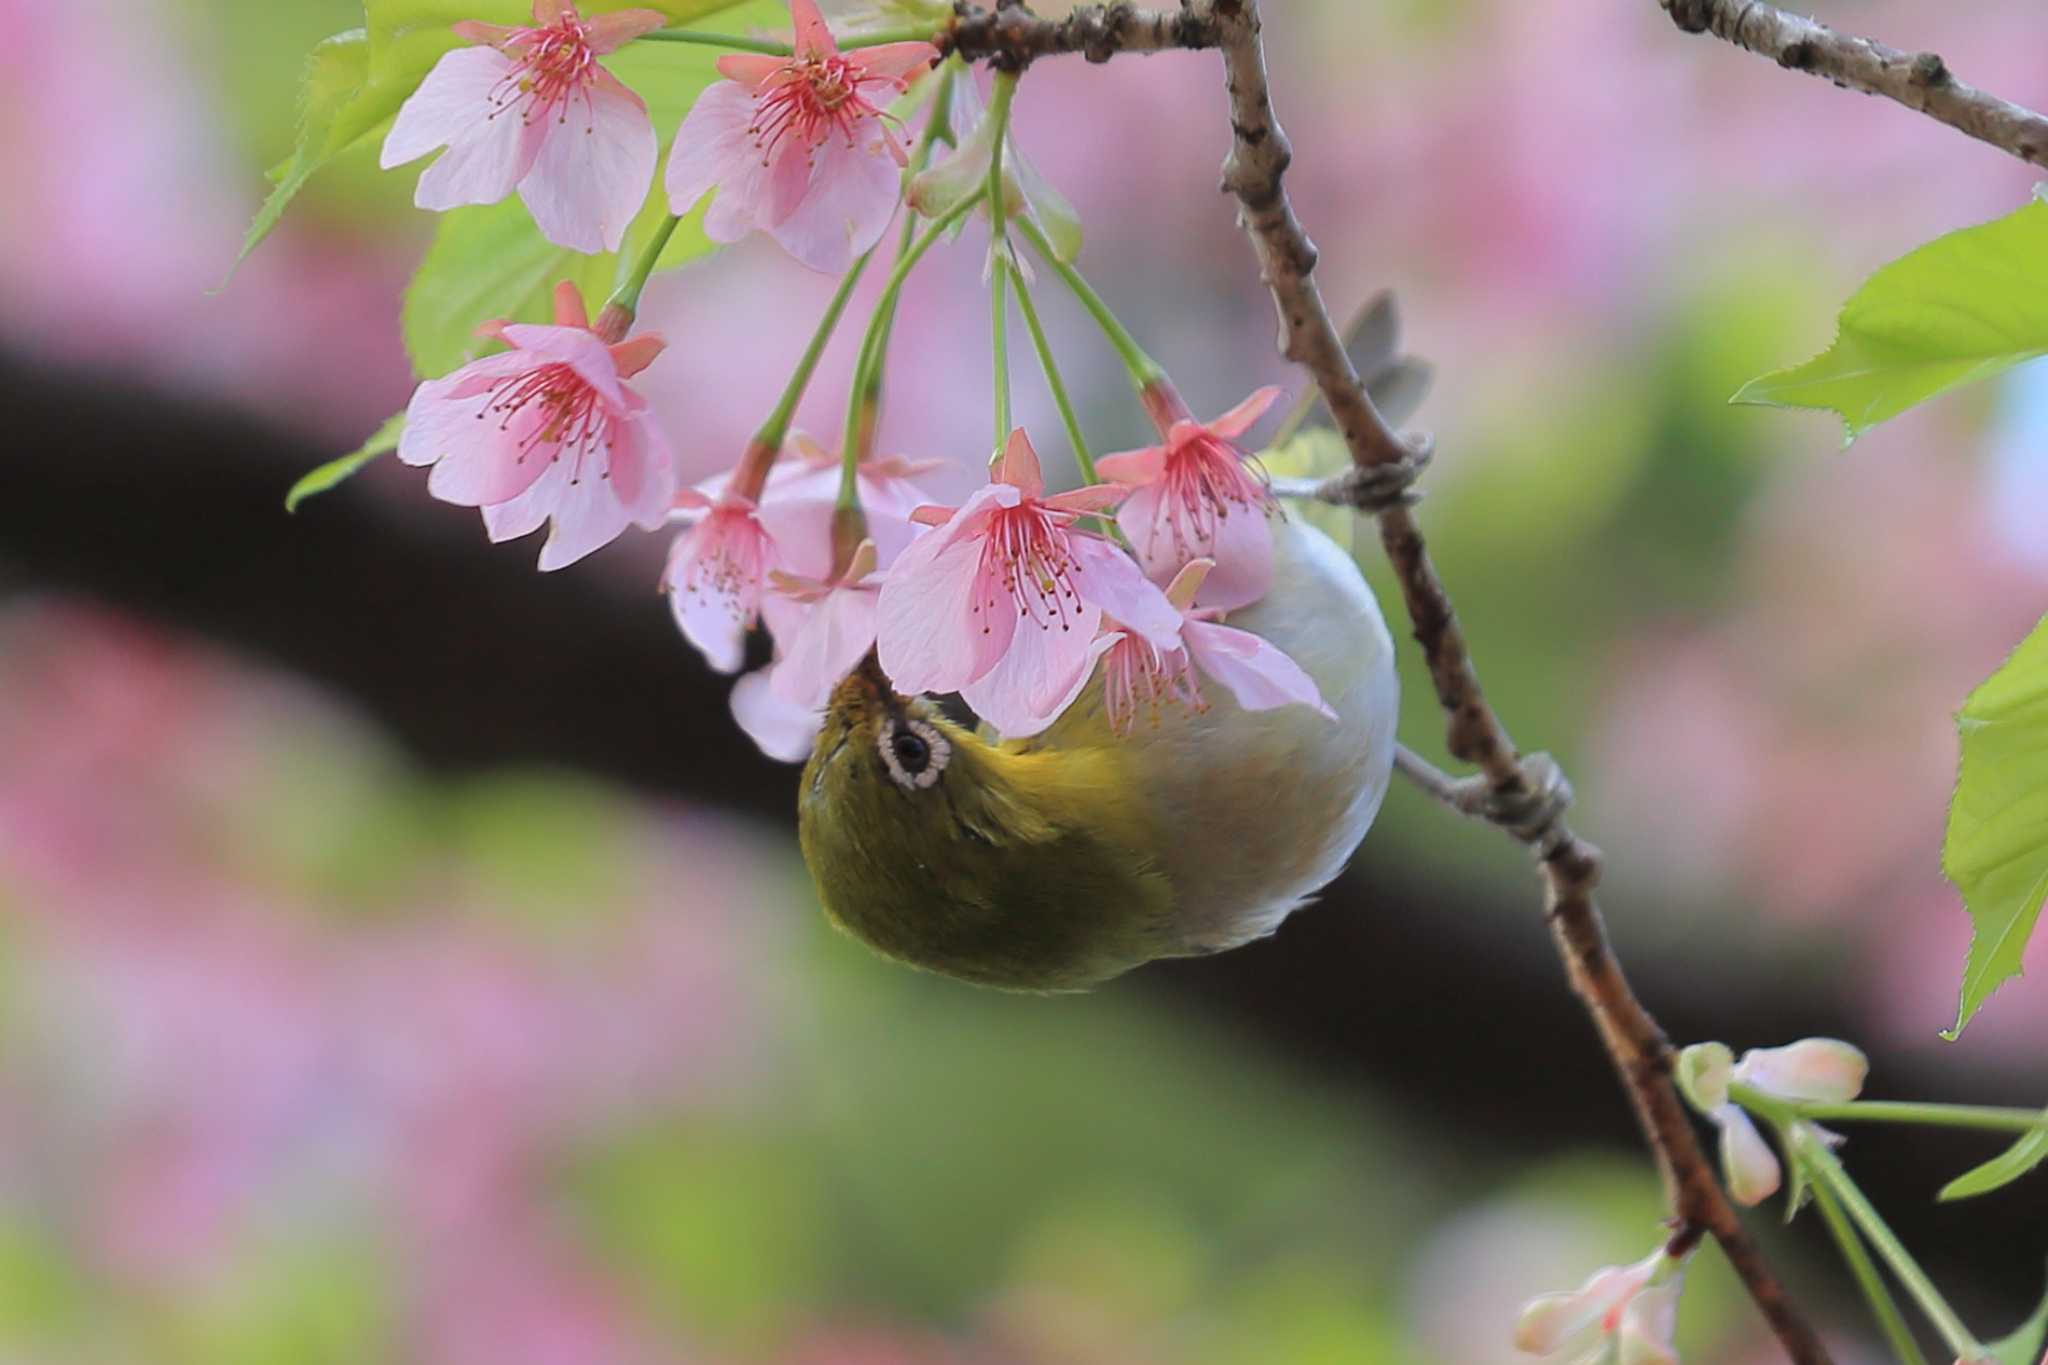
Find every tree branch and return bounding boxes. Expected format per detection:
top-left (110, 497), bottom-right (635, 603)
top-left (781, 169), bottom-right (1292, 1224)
top-left (1207, 2), bottom-right (1835, 1360)
top-left (1662, 0), bottom-right (2048, 169)
top-left (938, 2), bottom-right (1217, 68)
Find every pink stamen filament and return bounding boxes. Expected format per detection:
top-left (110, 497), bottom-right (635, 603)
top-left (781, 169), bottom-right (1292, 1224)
top-left (479, 362), bottom-right (614, 485)
top-left (748, 56), bottom-right (897, 163)
top-left (975, 507), bottom-right (1086, 635)
top-left (1151, 434), bottom-right (1274, 560)
top-left (1105, 636), bottom-right (1205, 736)
top-left (485, 18), bottom-right (602, 132)
top-left (677, 510), bottom-right (770, 621)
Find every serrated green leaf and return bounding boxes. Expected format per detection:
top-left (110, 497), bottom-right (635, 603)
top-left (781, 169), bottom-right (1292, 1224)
top-left (1733, 198), bottom-right (2048, 443)
top-left (1939, 1117), bottom-right (2048, 1202)
top-left (396, 3), bottom-right (777, 376)
top-left (1943, 613), bottom-right (2048, 1038)
top-left (286, 409), bottom-right (406, 511)
top-left (1987, 1266), bottom-right (2048, 1365)
top-left (233, 30), bottom-right (373, 269)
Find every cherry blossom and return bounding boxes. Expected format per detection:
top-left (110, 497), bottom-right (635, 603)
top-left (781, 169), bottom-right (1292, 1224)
top-left (664, 0), bottom-right (938, 273)
top-left (731, 539), bottom-right (889, 759)
top-left (1097, 386), bottom-right (1285, 610)
top-left (1515, 1249), bottom-right (1685, 1365)
top-left (663, 490), bottom-right (835, 673)
top-left (1096, 559), bottom-right (1334, 737)
top-left (398, 282), bottom-right (675, 570)
top-left (874, 429), bottom-right (1179, 726)
top-left (907, 66), bottom-right (1084, 265)
top-left (381, 0), bottom-right (665, 253)
top-left (1676, 1038), bottom-right (1868, 1208)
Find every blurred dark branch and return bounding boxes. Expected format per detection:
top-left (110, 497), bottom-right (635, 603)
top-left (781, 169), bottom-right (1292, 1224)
top-left (1208, 2), bottom-right (1833, 1360)
top-left (1663, 0), bottom-right (2048, 168)
top-left (938, 2), bottom-right (1217, 68)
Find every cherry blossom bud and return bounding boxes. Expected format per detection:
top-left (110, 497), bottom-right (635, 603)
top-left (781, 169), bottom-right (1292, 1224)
top-left (1732, 1038), bottom-right (1868, 1105)
top-left (1717, 1106), bottom-right (1783, 1207)
top-left (1516, 1248), bottom-right (1685, 1362)
top-left (1674, 1041), bottom-right (1733, 1112)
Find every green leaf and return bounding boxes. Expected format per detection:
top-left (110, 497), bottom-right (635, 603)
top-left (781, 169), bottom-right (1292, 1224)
top-left (1939, 1117), bottom-right (2048, 1202)
top-left (1987, 1267), bottom-right (2048, 1365)
top-left (1944, 613), bottom-right (2048, 1038)
top-left (285, 410), bottom-right (406, 511)
top-left (1733, 197), bottom-right (2048, 443)
top-left (234, 30), bottom-right (374, 268)
top-left (396, 3), bottom-right (778, 376)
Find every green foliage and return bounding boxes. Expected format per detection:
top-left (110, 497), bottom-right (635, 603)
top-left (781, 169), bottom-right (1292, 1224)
top-left (285, 409), bottom-right (405, 511)
top-left (1938, 1118), bottom-right (2048, 1202)
top-left (233, 30), bottom-right (373, 268)
top-left (1943, 613), bottom-right (2048, 1038)
top-left (1734, 198), bottom-right (2048, 443)
top-left (1987, 1268), bottom-right (2048, 1365)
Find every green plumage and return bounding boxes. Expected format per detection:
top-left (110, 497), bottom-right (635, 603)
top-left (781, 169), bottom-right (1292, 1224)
top-left (798, 665), bottom-right (1174, 991)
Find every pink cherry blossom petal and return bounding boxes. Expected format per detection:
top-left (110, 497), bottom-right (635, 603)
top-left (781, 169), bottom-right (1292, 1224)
top-left (533, 459), bottom-right (635, 570)
top-left (763, 140), bottom-right (819, 228)
top-left (876, 535), bottom-right (1015, 694)
top-left (1183, 618), bottom-right (1334, 718)
top-left (850, 41), bottom-right (941, 84)
top-left (769, 131), bottom-right (902, 272)
top-left (410, 71), bottom-right (551, 210)
top-left (667, 80), bottom-right (760, 217)
top-left (1066, 536), bottom-right (1181, 648)
top-left (1204, 385), bottom-right (1283, 440)
top-left (754, 497), bottom-right (839, 583)
top-left (731, 669), bottom-right (821, 762)
top-left (1041, 483), bottom-right (1126, 516)
top-left (518, 68), bottom-right (656, 253)
top-left (771, 585), bottom-right (879, 707)
top-left (584, 7), bottom-right (666, 53)
top-left (996, 427), bottom-right (1046, 498)
top-left (788, 0), bottom-right (838, 58)
top-left (382, 46), bottom-right (524, 169)
top-left (961, 602), bottom-right (1110, 739)
top-left (715, 52), bottom-right (786, 88)
top-left (1188, 497), bottom-right (1276, 611)
top-left (1094, 445), bottom-right (1167, 485)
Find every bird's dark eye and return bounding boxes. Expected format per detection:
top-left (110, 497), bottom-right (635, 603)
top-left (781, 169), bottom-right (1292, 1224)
top-left (878, 717), bottom-right (949, 791)
top-left (892, 730), bottom-right (930, 772)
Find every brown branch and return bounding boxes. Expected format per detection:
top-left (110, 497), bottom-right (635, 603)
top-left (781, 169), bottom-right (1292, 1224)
top-left (1207, 2), bottom-right (1835, 1361)
top-left (937, 2), bottom-right (1217, 68)
top-left (1663, 0), bottom-right (2048, 168)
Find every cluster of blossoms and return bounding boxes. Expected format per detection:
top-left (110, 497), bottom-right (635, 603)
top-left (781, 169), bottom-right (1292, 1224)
top-left (389, 0), bottom-right (1335, 759)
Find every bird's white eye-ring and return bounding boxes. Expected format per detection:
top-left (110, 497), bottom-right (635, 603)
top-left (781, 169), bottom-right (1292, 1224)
top-left (879, 717), bottom-right (949, 790)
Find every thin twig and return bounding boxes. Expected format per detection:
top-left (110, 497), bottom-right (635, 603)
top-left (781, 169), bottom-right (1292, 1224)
top-left (1205, 2), bottom-right (1834, 1360)
top-left (1662, 0), bottom-right (2048, 168)
top-left (939, 1), bottom-right (1218, 68)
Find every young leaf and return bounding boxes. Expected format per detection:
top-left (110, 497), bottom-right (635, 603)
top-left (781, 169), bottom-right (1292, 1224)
top-left (234, 30), bottom-right (373, 268)
top-left (1944, 613), bottom-right (2048, 1038)
top-left (1985, 1267), bottom-right (2048, 1365)
top-left (1938, 1117), bottom-right (2048, 1202)
top-left (1733, 197), bottom-right (2048, 443)
top-left (285, 410), bottom-right (407, 512)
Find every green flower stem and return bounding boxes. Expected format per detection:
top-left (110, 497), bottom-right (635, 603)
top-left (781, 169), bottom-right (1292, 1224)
top-left (862, 61), bottom-right (959, 418)
top-left (1808, 1172), bottom-right (1930, 1365)
top-left (640, 25), bottom-right (938, 56)
top-left (837, 189), bottom-right (989, 510)
top-left (1014, 215), bottom-right (1167, 392)
top-left (985, 70), bottom-right (1019, 448)
top-left (757, 253), bottom-right (876, 462)
top-left (1786, 1100), bottom-right (2048, 1134)
top-left (1011, 263), bottom-right (1094, 482)
top-left (639, 28), bottom-right (791, 54)
top-left (598, 213), bottom-right (683, 334)
top-left (1792, 1126), bottom-right (1988, 1361)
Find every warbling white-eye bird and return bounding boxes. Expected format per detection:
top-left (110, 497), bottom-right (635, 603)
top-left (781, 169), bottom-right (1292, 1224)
top-left (797, 516), bottom-right (1400, 991)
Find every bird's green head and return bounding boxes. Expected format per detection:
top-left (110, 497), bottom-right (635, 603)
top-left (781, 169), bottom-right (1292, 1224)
top-left (796, 656), bottom-right (1171, 992)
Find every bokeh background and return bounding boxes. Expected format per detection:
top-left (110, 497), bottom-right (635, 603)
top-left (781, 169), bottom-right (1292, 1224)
top-left (5, 0), bottom-right (2048, 1360)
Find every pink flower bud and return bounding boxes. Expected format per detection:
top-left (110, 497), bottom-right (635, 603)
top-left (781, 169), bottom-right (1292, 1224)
top-left (1515, 1250), bottom-right (1676, 1358)
top-left (1732, 1038), bottom-right (1868, 1104)
top-left (1714, 1105), bottom-right (1782, 1207)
